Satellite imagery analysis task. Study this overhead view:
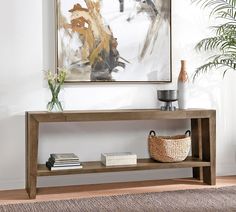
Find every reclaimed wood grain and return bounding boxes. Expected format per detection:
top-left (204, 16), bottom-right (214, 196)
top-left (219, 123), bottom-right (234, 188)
top-left (26, 114), bottom-right (39, 199)
top-left (37, 157), bottom-right (211, 177)
top-left (191, 119), bottom-right (203, 180)
top-left (28, 109), bottom-right (215, 122)
top-left (26, 109), bottom-right (216, 199)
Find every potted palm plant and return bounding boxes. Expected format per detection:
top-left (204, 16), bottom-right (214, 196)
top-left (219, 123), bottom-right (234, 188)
top-left (193, 0), bottom-right (236, 79)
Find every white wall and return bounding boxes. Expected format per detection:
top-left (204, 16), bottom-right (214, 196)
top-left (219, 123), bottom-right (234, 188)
top-left (0, 0), bottom-right (235, 190)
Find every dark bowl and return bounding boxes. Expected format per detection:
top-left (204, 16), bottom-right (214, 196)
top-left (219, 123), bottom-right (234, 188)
top-left (157, 90), bottom-right (178, 102)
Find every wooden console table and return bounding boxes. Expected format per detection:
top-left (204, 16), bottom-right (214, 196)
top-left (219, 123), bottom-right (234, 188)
top-left (26, 109), bottom-right (216, 199)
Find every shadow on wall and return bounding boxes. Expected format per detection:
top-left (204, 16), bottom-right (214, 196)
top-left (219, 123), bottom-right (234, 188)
top-left (188, 80), bottom-right (220, 108)
top-left (189, 72), bottom-right (236, 176)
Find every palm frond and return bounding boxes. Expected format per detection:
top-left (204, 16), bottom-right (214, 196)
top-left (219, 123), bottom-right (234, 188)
top-left (192, 0), bottom-right (236, 17)
top-left (195, 35), bottom-right (236, 52)
top-left (213, 22), bottom-right (236, 35)
top-left (192, 0), bottom-right (236, 79)
top-left (193, 55), bottom-right (236, 80)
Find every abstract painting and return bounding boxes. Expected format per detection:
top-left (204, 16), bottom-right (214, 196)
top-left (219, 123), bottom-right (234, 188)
top-left (56, 0), bottom-right (171, 82)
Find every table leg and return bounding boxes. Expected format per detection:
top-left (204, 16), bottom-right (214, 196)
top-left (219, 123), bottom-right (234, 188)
top-left (202, 116), bottom-right (216, 185)
top-left (26, 113), bottom-right (39, 199)
top-left (191, 119), bottom-right (203, 180)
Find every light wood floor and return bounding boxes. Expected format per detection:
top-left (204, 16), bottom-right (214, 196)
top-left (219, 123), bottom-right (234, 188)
top-left (0, 176), bottom-right (235, 205)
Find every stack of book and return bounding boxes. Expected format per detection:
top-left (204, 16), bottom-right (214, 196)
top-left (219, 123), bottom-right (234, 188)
top-left (101, 152), bottom-right (137, 166)
top-left (46, 153), bottom-right (82, 171)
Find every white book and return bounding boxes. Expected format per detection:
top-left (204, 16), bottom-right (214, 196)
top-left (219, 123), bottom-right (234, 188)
top-left (50, 153), bottom-right (79, 161)
top-left (48, 165), bottom-right (83, 171)
top-left (101, 152), bottom-right (137, 166)
top-left (52, 162), bottom-right (81, 167)
top-left (50, 166), bottom-right (83, 171)
top-left (102, 152), bottom-right (137, 159)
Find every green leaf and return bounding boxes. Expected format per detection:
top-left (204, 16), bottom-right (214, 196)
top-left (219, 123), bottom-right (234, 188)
top-left (192, 0), bottom-right (236, 79)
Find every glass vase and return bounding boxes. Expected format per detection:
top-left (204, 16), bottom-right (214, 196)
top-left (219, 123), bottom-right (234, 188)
top-left (47, 93), bottom-right (63, 112)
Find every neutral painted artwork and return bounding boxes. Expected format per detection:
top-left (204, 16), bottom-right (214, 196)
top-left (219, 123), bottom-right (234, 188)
top-left (56, 0), bottom-right (171, 82)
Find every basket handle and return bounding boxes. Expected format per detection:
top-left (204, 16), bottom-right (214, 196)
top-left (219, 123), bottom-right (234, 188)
top-left (150, 130), bottom-right (190, 137)
top-left (149, 130), bottom-right (156, 136)
top-left (185, 130), bottom-right (191, 137)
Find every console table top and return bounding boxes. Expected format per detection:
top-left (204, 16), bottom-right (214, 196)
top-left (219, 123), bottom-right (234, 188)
top-left (26, 109), bottom-right (216, 122)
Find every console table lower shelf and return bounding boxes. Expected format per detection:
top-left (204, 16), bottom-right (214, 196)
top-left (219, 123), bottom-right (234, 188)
top-left (37, 157), bottom-right (210, 176)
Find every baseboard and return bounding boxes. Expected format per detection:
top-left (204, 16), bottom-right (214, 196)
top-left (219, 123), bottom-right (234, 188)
top-left (0, 180), bottom-right (24, 191)
top-left (0, 165), bottom-right (235, 191)
top-left (217, 164), bottom-right (236, 176)
top-left (0, 169), bottom-right (192, 190)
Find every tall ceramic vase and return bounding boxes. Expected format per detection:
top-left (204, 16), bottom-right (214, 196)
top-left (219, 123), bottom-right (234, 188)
top-left (178, 60), bottom-right (189, 109)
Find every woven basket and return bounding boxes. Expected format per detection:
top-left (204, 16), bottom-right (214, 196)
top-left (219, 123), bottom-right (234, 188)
top-left (148, 130), bottom-right (191, 162)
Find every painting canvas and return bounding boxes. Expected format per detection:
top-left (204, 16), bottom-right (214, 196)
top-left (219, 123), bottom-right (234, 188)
top-left (56, 0), bottom-right (171, 82)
